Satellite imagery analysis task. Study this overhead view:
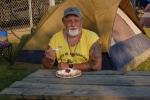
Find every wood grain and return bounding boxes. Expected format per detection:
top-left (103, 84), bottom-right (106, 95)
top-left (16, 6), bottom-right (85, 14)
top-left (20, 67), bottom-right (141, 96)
top-left (0, 70), bottom-right (150, 100)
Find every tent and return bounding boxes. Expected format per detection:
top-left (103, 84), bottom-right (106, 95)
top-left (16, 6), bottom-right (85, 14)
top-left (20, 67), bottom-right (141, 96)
top-left (140, 4), bottom-right (150, 28)
top-left (12, 0), bottom-right (150, 71)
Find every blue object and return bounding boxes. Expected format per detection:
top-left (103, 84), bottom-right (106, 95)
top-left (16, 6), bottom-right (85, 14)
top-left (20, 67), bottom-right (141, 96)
top-left (147, 0), bottom-right (150, 2)
top-left (0, 30), bottom-right (13, 65)
top-left (138, 0), bottom-right (150, 8)
top-left (0, 30), bottom-right (8, 37)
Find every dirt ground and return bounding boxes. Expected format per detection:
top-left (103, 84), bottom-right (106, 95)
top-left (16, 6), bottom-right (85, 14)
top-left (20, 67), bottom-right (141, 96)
top-left (7, 27), bottom-right (31, 35)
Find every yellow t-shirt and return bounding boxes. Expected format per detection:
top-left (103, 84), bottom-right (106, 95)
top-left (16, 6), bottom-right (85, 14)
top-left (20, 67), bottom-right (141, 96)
top-left (49, 29), bottom-right (99, 64)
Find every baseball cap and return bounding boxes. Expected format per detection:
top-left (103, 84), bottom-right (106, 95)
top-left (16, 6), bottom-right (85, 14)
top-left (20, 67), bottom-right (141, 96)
top-left (63, 7), bottom-right (82, 18)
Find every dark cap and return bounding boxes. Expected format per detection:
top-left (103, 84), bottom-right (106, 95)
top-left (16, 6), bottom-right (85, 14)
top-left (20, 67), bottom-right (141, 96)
top-left (63, 7), bottom-right (82, 18)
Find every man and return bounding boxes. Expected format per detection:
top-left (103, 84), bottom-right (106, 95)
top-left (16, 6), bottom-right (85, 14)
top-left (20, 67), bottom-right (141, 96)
top-left (42, 7), bottom-right (102, 71)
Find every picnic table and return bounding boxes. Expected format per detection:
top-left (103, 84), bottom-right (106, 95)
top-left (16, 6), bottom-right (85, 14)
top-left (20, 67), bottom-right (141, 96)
top-left (0, 69), bottom-right (150, 100)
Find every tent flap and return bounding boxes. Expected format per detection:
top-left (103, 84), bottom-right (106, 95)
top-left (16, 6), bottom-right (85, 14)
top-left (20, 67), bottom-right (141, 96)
top-left (110, 33), bottom-right (150, 70)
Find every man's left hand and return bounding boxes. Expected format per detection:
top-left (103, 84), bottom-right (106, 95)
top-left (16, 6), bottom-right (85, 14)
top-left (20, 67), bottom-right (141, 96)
top-left (58, 62), bottom-right (69, 70)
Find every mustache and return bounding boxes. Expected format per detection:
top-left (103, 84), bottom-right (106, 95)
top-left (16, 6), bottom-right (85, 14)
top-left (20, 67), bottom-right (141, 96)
top-left (70, 26), bottom-right (78, 30)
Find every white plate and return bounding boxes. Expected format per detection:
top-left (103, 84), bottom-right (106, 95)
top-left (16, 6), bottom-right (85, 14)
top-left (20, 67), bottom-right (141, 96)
top-left (56, 72), bottom-right (81, 78)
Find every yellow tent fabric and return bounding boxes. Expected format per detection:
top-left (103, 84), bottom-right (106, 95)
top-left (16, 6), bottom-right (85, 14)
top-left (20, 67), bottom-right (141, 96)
top-left (23, 0), bottom-right (144, 52)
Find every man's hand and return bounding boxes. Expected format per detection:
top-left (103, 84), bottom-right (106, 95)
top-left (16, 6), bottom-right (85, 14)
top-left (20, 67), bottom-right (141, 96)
top-left (58, 62), bottom-right (69, 70)
top-left (45, 48), bottom-right (56, 64)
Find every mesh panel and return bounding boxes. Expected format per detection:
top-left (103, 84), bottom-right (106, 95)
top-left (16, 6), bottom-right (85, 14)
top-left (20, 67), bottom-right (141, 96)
top-left (0, 0), bottom-right (66, 60)
top-left (55, 0), bottom-right (66, 5)
top-left (0, 0), bottom-right (66, 30)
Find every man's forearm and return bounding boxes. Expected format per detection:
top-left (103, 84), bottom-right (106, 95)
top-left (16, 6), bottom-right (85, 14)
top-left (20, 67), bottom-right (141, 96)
top-left (72, 58), bottom-right (102, 71)
top-left (42, 57), bottom-right (54, 69)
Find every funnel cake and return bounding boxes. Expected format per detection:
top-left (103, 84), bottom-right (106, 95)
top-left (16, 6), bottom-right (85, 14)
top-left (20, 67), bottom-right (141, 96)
top-left (56, 68), bottom-right (81, 78)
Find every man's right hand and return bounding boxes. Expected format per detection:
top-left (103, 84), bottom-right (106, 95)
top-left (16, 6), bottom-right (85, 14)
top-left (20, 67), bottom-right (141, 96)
top-left (45, 47), bottom-right (56, 64)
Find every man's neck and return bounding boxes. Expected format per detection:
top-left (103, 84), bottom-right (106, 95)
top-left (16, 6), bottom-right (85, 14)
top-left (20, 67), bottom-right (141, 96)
top-left (63, 30), bottom-right (82, 46)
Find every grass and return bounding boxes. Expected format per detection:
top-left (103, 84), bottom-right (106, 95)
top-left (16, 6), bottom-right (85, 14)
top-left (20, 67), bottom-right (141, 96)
top-left (134, 58), bottom-right (150, 71)
top-left (0, 61), bottom-right (36, 92)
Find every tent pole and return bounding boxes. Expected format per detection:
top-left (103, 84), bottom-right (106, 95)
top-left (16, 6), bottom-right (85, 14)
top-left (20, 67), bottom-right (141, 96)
top-left (28, 0), bottom-right (33, 33)
top-left (49, 0), bottom-right (55, 6)
top-left (130, 0), bottom-right (137, 12)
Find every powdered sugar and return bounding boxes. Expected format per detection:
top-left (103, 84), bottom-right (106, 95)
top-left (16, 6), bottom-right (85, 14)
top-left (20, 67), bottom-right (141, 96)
top-left (57, 68), bottom-right (78, 75)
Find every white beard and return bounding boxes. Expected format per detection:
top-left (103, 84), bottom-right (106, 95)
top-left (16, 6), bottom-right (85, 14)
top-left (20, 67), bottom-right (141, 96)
top-left (67, 26), bottom-right (81, 36)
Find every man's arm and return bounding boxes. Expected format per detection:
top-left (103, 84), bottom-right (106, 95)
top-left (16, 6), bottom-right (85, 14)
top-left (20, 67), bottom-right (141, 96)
top-left (42, 57), bottom-right (54, 69)
top-left (88, 40), bottom-right (102, 70)
top-left (58, 40), bottom-right (102, 71)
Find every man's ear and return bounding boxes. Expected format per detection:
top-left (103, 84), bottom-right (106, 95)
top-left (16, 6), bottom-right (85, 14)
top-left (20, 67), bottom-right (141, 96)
top-left (80, 17), bottom-right (83, 20)
top-left (62, 19), bottom-right (66, 27)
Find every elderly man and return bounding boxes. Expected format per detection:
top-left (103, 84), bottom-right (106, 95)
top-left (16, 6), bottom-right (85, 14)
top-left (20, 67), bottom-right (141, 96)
top-left (42, 7), bottom-right (102, 71)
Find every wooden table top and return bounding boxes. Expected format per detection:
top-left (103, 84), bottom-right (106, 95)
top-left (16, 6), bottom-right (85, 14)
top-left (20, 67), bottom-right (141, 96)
top-left (0, 69), bottom-right (150, 100)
